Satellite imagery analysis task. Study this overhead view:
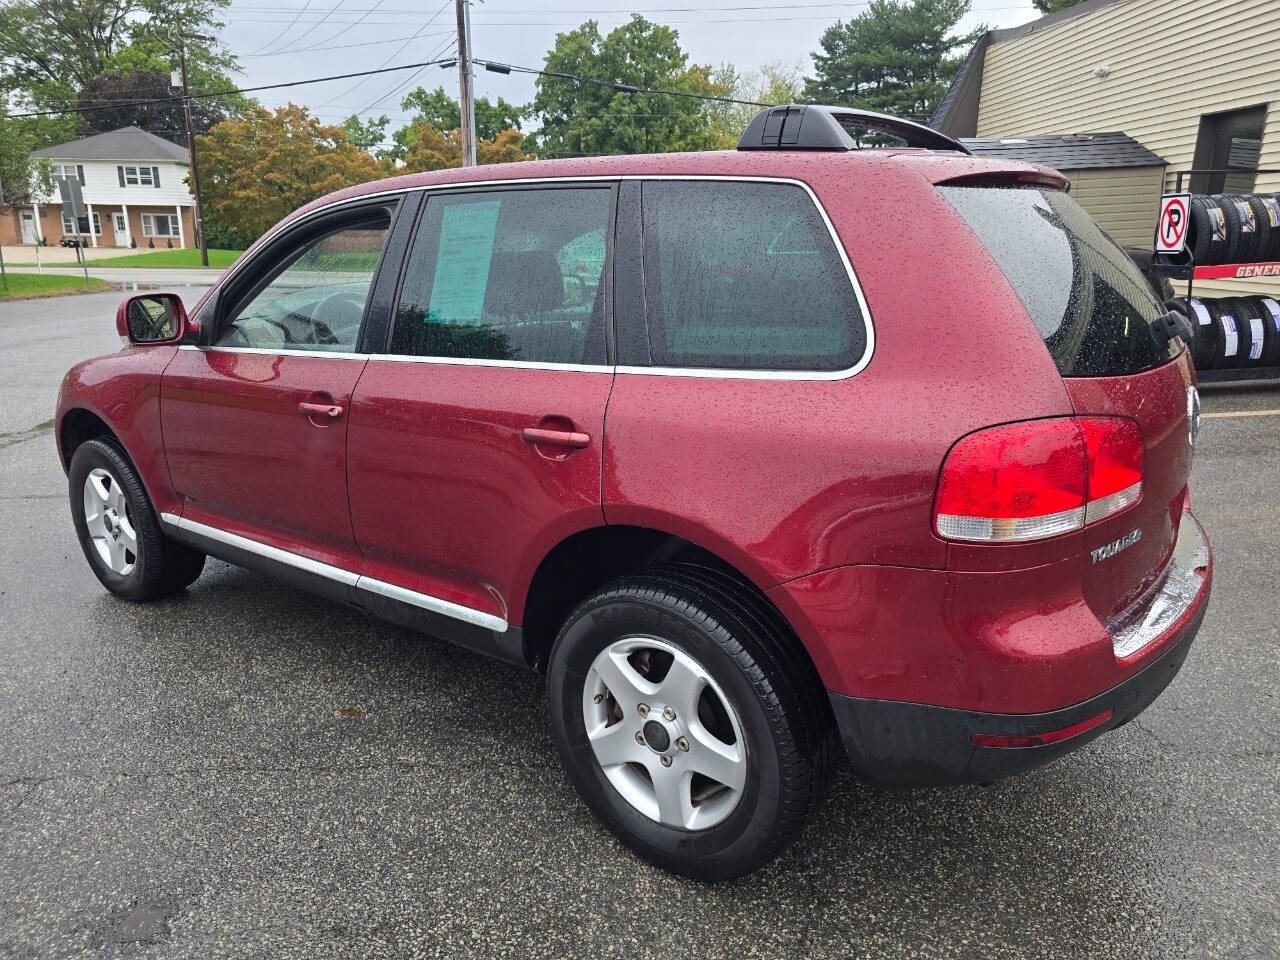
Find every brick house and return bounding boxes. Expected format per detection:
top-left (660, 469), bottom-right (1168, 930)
top-left (0, 126), bottom-right (196, 249)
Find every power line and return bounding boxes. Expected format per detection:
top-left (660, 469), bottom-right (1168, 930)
top-left (241, 31), bottom-right (451, 58)
top-left (5, 58), bottom-right (460, 118)
top-left (246, 0), bottom-right (316, 54)
top-left (316, 0), bottom-right (451, 107)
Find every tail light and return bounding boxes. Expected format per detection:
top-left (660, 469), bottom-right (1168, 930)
top-left (934, 417), bottom-right (1142, 543)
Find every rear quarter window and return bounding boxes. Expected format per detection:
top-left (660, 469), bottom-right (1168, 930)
top-left (641, 180), bottom-right (867, 372)
top-left (938, 185), bottom-right (1180, 377)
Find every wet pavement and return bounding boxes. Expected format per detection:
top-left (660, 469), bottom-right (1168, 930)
top-left (1, 292), bottom-right (1277, 958)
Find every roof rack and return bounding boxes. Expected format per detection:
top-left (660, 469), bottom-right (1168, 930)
top-left (737, 105), bottom-right (973, 155)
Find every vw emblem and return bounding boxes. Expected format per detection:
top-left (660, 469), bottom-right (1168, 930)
top-left (1187, 385), bottom-right (1201, 447)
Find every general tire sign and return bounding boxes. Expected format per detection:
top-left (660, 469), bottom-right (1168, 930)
top-left (1155, 193), bottom-right (1190, 254)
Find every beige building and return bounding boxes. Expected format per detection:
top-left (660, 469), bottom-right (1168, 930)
top-left (931, 0), bottom-right (1280, 296)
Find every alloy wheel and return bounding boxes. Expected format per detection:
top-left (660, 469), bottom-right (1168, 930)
top-left (582, 636), bottom-right (747, 831)
top-left (82, 467), bottom-right (137, 575)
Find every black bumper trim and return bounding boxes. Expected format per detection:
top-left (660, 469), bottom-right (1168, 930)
top-left (828, 597), bottom-right (1207, 787)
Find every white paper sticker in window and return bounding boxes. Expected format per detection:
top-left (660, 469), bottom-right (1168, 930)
top-left (427, 200), bottom-right (502, 327)
top-left (1221, 314), bottom-right (1238, 357)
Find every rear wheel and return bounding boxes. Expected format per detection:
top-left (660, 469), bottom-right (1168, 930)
top-left (546, 564), bottom-right (835, 880)
top-left (69, 439), bottom-right (205, 601)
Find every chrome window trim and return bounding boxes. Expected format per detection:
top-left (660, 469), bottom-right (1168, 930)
top-left (178, 345), bottom-right (368, 361)
top-left (209, 174), bottom-right (875, 381)
top-left (160, 513), bottom-right (509, 633)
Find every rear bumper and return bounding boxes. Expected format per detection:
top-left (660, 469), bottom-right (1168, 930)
top-left (827, 515), bottom-right (1211, 786)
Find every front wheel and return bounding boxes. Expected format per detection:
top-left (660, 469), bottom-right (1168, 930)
top-left (547, 564), bottom-right (835, 880)
top-left (69, 438), bottom-right (205, 601)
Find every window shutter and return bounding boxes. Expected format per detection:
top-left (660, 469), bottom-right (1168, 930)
top-left (77, 165), bottom-right (85, 186)
top-left (153, 166), bottom-right (160, 188)
top-left (117, 166), bottom-right (125, 187)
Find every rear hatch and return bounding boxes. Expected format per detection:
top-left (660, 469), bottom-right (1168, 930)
top-left (939, 183), bottom-right (1193, 625)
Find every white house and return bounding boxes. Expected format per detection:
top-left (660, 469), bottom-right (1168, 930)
top-left (0, 126), bottom-right (196, 249)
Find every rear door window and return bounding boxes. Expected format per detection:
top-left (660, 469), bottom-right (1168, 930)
top-left (640, 180), bottom-right (867, 372)
top-left (938, 185), bottom-right (1180, 377)
top-left (390, 186), bottom-right (612, 365)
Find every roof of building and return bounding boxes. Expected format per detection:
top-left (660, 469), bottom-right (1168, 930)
top-left (930, 0), bottom-right (1132, 136)
top-left (958, 132), bottom-right (1166, 170)
top-left (33, 126), bottom-right (189, 163)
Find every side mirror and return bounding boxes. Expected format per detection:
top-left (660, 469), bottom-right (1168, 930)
top-left (115, 292), bottom-right (196, 345)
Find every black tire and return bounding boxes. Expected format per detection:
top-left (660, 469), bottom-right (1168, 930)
top-left (1246, 196), bottom-right (1274, 266)
top-left (1191, 196), bottom-right (1230, 265)
top-left (1169, 297), bottom-right (1215, 370)
top-left (1220, 195), bottom-right (1257, 265)
top-left (547, 563), bottom-right (836, 881)
top-left (69, 438), bottom-right (205, 601)
top-left (1203, 298), bottom-right (1235, 369)
top-left (1260, 196), bottom-right (1280, 261)
top-left (1253, 295), bottom-right (1280, 365)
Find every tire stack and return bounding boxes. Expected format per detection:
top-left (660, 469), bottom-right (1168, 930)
top-left (1168, 295), bottom-right (1280, 370)
top-left (1187, 193), bottom-right (1280, 265)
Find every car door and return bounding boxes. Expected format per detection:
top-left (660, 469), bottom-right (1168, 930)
top-left (161, 199), bottom-right (402, 573)
top-left (346, 183), bottom-right (616, 657)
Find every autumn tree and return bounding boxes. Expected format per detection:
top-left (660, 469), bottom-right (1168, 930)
top-left (196, 104), bottom-right (387, 238)
top-left (804, 0), bottom-right (977, 123)
top-left (529, 16), bottom-right (725, 158)
top-left (401, 125), bottom-right (532, 173)
top-left (390, 87), bottom-right (525, 161)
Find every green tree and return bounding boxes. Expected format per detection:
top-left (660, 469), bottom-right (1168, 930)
top-left (0, 111), bottom-right (54, 209)
top-left (196, 104), bottom-right (388, 237)
top-left (707, 60), bottom-right (805, 148)
top-left (340, 114), bottom-right (392, 155)
top-left (803, 0), bottom-right (977, 123)
top-left (529, 16), bottom-right (725, 158)
top-left (0, 0), bottom-right (241, 141)
top-left (1032, 0), bottom-right (1087, 13)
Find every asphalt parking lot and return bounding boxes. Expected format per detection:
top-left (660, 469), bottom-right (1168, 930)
top-left (1, 290), bottom-right (1277, 959)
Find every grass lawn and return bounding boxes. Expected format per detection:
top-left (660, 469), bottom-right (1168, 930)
top-left (0, 273), bottom-right (112, 300)
top-left (86, 248), bottom-right (243, 268)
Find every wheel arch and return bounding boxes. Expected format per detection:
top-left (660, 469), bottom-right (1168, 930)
top-left (58, 406), bottom-right (120, 470)
top-left (518, 523), bottom-right (832, 693)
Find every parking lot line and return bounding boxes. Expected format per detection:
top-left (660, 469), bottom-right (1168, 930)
top-left (1201, 409), bottom-right (1280, 418)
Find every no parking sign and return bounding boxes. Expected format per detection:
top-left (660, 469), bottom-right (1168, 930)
top-left (1155, 193), bottom-right (1191, 253)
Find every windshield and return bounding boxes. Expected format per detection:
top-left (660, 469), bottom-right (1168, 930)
top-left (939, 185), bottom-right (1180, 377)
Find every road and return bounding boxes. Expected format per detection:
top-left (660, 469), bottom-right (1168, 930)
top-left (1, 292), bottom-right (1277, 959)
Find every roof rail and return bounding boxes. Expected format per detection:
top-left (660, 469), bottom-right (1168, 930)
top-left (737, 105), bottom-right (973, 155)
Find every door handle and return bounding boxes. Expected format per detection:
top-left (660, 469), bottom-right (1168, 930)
top-left (299, 401), bottom-right (343, 420)
top-left (521, 427), bottom-right (590, 449)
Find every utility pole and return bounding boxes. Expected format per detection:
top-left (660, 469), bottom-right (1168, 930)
top-left (171, 30), bottom-right (211, 266)
top-left (455, 0), bottom-right (477, 167)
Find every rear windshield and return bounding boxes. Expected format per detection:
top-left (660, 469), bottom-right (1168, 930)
top-left (938, 185), bottom-right (1180, 377)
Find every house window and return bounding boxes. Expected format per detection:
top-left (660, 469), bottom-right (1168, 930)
top-left (55, 164), bottom-right (83, 182)
top-left (62, 211), bottom-right (101, 235)
top-left (1191, 105), bottom-right (1267, 194)
top-left (141, 213), bottom-right (180, 237)
top-left (123, 166), bottom-right (154, 186)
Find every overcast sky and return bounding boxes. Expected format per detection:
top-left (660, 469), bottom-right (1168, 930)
top-left (218, 0), bottom-right (1043, 138)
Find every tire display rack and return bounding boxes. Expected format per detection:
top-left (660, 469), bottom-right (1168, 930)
top-left (1153, 168), bottom-right (1280, 384)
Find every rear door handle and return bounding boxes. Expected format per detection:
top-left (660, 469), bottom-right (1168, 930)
top-left (521, 427), bottom-right (590, 449)
top-left (299, 401), bottom-right (344, 420)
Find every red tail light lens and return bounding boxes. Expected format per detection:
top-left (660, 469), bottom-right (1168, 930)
top-left (1080, 417), bottom-right (1143, 523)
top-left (934, 417), bottom-right (1142, 543)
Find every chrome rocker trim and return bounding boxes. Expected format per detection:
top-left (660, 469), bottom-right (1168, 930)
top-left (160, 513), bottom-right (508, 633)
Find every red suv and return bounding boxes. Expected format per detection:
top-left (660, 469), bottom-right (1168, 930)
top-left (57, 107), bottom-right (1212, 880)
